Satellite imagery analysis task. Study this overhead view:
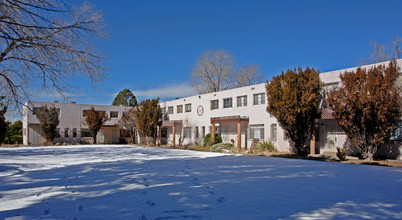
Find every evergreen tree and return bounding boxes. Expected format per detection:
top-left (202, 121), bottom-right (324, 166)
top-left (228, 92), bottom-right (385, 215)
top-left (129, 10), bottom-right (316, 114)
top-left (134, 98), bottom-right (161, 144)
top-left (112, 89), bottom-right (137, 107)
top-left (266, 67), bottom-right (321, 156)
top-left (4, 120), bottom-right (23, 144)
top-left (328, 60), bottom-right (401, 161)
top-left (36, 105), bottom-right (60, 143)
top-left (0, 99), bottom-right (7, 145)
top-left (84, 107), bottom-right (109, 144)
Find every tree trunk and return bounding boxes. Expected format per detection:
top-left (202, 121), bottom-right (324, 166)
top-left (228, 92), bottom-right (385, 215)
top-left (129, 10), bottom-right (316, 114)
top-left (93, 134), bottom-right (97, 144)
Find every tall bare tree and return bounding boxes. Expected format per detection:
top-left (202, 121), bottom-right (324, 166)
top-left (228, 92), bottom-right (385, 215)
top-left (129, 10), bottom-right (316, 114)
top-left (361, 36), bottom-right (401, 64)
top-left (191, 49), bottom-right (234, 94)
top-left (0, 0), bottom-right (106, 108)
top-left (231, 65), bottom-right (264, 87)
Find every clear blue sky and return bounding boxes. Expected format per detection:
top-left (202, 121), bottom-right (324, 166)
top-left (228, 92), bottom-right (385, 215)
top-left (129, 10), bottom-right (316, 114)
top-left (32, 0), bottom-right (402, 105)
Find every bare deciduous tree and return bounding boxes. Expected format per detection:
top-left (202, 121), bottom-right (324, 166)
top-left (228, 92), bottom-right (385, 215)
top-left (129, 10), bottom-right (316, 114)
top-left (360, 36), bottom-right (402, 64)
top-left (232, 65), bottom-right (264, 87)
top-left (0, 0), bottom-right (106, 108)
top-left (191, 49), bottom-right (265, 94)
top-left (191, 49), bottom-right (234, 94)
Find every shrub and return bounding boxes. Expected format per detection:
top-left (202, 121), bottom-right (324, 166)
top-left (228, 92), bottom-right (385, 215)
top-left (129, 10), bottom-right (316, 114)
top-left (203, 133), bottom-right (222, 147)
top-left (212, 143), bottom-right (235, 153)
top-left (336, 147), bottom-right (347, 161)
top-left (251, 139), bottom-right (277, 154)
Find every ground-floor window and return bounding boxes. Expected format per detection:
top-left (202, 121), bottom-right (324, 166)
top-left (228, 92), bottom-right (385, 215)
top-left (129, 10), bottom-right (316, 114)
top-left (202, 126), bottom-right (205, 138)
top-left (161, 128), bottom-right (168, 138)
top-left (184, 127), bottom-right (192, 139)
top-left (73, 128), bottom-right (77, 138)
top-left (195, 126), bottom-right (199, 139)
top-left (55, 128), bottom-right (61, 138)
top-left (250, 125), bottom-right (264, 140)
top-left (81, 129), bottom-right (92, 137)
top-left (390, 121), bottom-right (402, 141)
top-left (64, 128), bottom-right (69, 138)
top-left (271, 124), bottom-right (277, 140)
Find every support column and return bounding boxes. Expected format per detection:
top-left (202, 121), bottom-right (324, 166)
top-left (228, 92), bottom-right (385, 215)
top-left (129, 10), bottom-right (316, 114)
top-left (172, 125), bottom-right (176, 146)
top-left (211, 123), bottom-right (215, 144)
top-left (158, 126), bottom-right (162, 146)
top-left (310, 124), bottom-right (316, 155)
top-left (237, 122), bottom-right (241, 151)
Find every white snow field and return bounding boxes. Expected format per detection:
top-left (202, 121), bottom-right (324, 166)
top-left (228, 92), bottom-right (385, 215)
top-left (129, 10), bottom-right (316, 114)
top-left (0, 145), bottom-right (401, 220)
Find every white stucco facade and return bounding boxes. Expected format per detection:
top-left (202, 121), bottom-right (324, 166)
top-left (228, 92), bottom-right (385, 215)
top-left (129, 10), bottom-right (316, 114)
top-left (23, 101), bottom-right (131, 145)
top-left (159, 59), bottom-right (402, 156)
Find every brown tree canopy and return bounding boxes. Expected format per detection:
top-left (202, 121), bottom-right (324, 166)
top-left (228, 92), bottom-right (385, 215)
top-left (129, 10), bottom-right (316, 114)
top-left (36, 105), bottom-right (60, 143)
top-left (266, 67), bottom-right (321, 156)
top-left (0, 0), bottom-right (106, 108)
top-left (328, 60), bottom-right (401, 161)
top-left (134, 98), bottom-right (161, 144)
top-left (84, 107), bottom-right (108, 144)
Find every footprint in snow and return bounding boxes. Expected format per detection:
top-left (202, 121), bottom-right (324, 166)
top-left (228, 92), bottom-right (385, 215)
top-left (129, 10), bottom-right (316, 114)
top-left (78, 205), bottom-right (84, 211)
top-left (146, 200), bottom-right (156, 207)
top-left (43, 209), bottom-right (50, 215)
top-left (217, 197), bottom-right (225, 203)
top-left (138, 213), bottom-right (149, 220)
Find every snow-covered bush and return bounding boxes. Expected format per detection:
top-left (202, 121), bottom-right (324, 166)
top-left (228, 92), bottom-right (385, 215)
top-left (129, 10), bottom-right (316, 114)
top-left (211, 143), bottom-right (235, 153)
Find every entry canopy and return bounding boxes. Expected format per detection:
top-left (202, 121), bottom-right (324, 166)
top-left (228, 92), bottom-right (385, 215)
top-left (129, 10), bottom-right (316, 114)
top-left (210, 115), bottom-right (249, 124)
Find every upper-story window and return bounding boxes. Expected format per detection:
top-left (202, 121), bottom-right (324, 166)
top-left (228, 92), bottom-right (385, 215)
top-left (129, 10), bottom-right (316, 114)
top-left (237, 95), bottom-right (247, 107)
top-left (253, 93), bottom-right (265, 105)
top-left (110, 111), bottom-right (119, 118)
top-left (177, 105), bottom-right (183, 113)
top-left (185, 104), bottom-right (191, 112)
top-left (168, 106), bottom-right (173, 114)
top-left (211, 100), bottom-right (219, 110)
top-left (33, 107), bottom-right (40, 115)
top-left (223, 98), bottom-right (233, 108)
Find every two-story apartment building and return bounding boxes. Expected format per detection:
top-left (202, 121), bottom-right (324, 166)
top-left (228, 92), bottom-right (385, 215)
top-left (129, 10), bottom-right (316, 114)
top-left (23, 101), bottom-right (131, 145)
top-left (159, 60), bottom-right (402, 157)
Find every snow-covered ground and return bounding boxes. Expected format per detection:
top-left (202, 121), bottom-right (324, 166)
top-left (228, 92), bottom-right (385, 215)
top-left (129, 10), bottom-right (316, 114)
top-left (0, 145), bottom-right (401, 220)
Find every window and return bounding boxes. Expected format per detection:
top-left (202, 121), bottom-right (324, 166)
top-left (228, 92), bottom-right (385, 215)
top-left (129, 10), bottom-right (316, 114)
top-left (55, 128), bottom-right (61, 138)
top-left (56, 108), bottom-right (61, 116)
top-left (177, 105), bottom-right (183, 113)
top-left (211, 100), bottom-right (219, 110)
top-left (185, 104), bottom-right (191, 112)
top-left (184, 127), bottom-right (192, 139)
top-left (237, 96), bottom-right (247, 107)
top-left (250, 125), bottom-right (264, 140)
top-left (271, 124), bottom-right (277, 140)
top-left (83, 110), bottom-right (89, 117)
top-left (195, 126), bottom-right (199, 139)
top-left (168, 106), bottom-right (173, 114)
top-left (73, 128), bottom-right (77, 138)
top-left (223, 98), bottom-right (233, 108)
top-left (253, 93), bottom-right (265, 105)
top-left (110, 111), bottom-right (119, 118)
top-left (390, 121), bottom-right (402, 141)
top-left (64, 128), bottom-right (69, 138)
top-left (81, 129), bottom-right (92, 137)
top-left (161, 128), bottom-right (168, 138)
top-left (202, 126), bottom-right (205, 138)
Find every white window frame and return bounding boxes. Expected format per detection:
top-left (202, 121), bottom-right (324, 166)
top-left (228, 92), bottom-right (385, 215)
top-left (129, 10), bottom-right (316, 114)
top-left (237, 95), bottom-right (247, 107)
top-left (250, 125), bottom-right (264, 140)
top-left (253, 93), bottom-right (265, 105)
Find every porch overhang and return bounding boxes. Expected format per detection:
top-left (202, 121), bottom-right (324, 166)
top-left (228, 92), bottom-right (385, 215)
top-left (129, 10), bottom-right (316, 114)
top-left (161, 120), bottom-right (183, 127)
top-left (210, 115), bottom-right (249, 124)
